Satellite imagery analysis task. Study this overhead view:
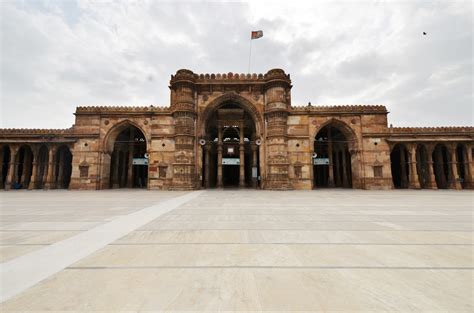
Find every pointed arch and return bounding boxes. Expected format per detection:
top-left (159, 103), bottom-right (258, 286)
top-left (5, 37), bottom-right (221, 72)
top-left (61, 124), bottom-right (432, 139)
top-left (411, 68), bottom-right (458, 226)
top-left (199, 92), bottom-right (264, 138)
top-left (103, 120), bottom-right (149, 154)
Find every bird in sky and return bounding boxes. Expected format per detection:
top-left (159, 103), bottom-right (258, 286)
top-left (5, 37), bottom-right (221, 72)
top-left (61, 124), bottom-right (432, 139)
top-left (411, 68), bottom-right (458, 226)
top-left (423, 32), bottom-right (427, 35)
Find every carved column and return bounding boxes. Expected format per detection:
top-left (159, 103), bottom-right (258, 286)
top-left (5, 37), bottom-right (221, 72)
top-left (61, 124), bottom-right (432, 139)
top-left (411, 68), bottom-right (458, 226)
top-left (466, 144), bottom-right (473, 189)
top-left (112, 150), bottom-right (120, 188)
top-left (334, 146), bottom-right (341, 187)
top-left (426, 144), bottom-right (437, 189)
top-left (327, 127), bottom-right (335, 187)
top-left (0, 147), bottom-right (4, 187)
top-left (239, 125), bottom-right (245, 187)
top-left (28, 147), bottom-right (39, 190)
top-left (251, 143), bottom-right (258, 188)
top-left (217, 127), bottom-right (223, 188)
top-left (56, 149), bottom-right (65, 189)
top-left (205, 143), bottom-right (211, 188)
top-left (408, 144), bottom-right (420, 189)
top-left (126, 128), bottom-right (135, 188)
top-left (264, 69), bottom-right (292, 190)
top-left (5, 145), bottom-right (18, 190)
top-left (44, 146), bottom-right (56, 189)
top-left (342, 148), bottom-right (348, 187)
top-left (448, 144), bottom-right (462, 190)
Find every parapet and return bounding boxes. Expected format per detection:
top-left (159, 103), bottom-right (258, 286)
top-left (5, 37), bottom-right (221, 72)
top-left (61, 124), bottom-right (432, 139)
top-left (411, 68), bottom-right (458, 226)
top-left (75, 105), bottom-right (170, 114)
top-left (290, 104), bottom-right (388, 114)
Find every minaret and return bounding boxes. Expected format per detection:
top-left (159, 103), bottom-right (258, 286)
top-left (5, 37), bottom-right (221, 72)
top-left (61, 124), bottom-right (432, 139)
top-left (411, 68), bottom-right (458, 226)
top-left (170, 69), bottom-right (197, 189)
top-left (264, 69), bottom-right (292, 189)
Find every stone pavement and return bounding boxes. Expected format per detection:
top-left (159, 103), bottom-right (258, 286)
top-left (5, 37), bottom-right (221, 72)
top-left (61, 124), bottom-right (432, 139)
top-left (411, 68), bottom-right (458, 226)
top-left (0, 189), bottom-right (473, 312)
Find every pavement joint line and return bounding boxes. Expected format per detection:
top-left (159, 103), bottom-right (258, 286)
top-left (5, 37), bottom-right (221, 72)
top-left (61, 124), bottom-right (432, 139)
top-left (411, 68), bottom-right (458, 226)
top-left (108, 242), bottom-right (474, 246)
top-left (135, 229), bottom-right (474, 232)
top-left (65, 265), bottom-right (474, 270)
top-left (0, 190), bottom-right (205, 304)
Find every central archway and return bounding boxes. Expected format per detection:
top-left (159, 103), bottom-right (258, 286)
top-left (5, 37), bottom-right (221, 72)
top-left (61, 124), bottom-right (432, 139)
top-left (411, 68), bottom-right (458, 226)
top-left (202, 100), bottom-right (259, 188)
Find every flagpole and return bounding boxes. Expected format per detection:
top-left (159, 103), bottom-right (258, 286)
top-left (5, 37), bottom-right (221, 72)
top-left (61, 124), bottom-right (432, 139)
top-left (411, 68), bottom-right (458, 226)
top-left (247, 37), bottom-right (253, 73)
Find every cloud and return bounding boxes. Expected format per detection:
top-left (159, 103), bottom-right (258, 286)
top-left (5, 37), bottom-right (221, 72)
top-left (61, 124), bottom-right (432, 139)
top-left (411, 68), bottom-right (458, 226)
top-left (0, 0), bottom-right (472, 128)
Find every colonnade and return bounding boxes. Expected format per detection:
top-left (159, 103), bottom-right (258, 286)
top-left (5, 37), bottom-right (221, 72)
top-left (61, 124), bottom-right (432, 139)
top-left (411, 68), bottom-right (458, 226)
top-left (390, 142), bottom-right (472, 189)
top-left (0, 144), bottom-right (72, 190)
top-left (203, 125), bottom-right (258, 188)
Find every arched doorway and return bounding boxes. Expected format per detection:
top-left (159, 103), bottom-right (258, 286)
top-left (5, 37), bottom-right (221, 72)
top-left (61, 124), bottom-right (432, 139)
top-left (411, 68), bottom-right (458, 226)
top-left (55, 146), bottom-right (72, 189)
top-left (202, 101), bottom-right (258, 188)
top-left (14, 145), bottom-right (33, 189)
top-left (416, 144), bottom-right (430, 188)
top-left (456, 144), bottom-right (468, 189)
top-left (313, 124), bottom-right (352, 188)
top-left (390, 144), bottom-right (409, 189)
top-left (1, 145), bottom-right (11, 189)
top-left (35, 145), bottom-right (49, 189)
top-left (109, 125), bottom-right (148, 188)
top-left (432, 144), bottom-right (450, 189)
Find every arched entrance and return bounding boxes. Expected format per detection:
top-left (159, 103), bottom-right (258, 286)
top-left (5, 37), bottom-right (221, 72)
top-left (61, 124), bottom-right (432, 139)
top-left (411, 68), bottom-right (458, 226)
top-left (313, 123), bottom-right (353, 188)
top-left (55, 145), bottom-right (72, 189)
top-left (202, 101), bottom-right (259, 188)
top-left (390, 143), bottom-right (409, 189)
top-left (432, 144), bottom-right (450, 189)
top-left (1, 145), bottom-right (11, 189)
top-left (13, 145), bottom-right (33, 189)
top-left (109, 125), bottom-right (148, 188)
top-left (415, 144), bottom-right (430, 188)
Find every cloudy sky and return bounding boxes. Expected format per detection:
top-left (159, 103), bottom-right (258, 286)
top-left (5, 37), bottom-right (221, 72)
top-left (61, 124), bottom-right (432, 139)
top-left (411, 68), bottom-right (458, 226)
top-left (1, 0), bottom-right (472, 129)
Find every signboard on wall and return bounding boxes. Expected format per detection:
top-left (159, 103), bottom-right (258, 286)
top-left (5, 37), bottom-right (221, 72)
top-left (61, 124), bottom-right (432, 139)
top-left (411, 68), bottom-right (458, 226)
top-left (132, 158), bottom-right (149, 166)
top-left (313, 158), bottom-right (329, 165)
top-left (222, 158), bottom-right (240, 165)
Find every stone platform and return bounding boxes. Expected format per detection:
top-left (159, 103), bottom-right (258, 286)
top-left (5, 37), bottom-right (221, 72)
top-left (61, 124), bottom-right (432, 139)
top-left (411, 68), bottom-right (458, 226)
top-left (0, 189), bottom-right (472, 312)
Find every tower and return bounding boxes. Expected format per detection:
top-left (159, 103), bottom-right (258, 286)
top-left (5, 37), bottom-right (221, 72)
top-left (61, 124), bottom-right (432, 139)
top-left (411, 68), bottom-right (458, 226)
top-left (170, 69), bottom-right (197, 189)
top-left (264, 69), bottom-right (292, 189)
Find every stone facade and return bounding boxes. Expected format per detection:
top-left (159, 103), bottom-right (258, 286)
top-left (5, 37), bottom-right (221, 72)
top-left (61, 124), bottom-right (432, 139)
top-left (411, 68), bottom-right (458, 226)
top-left (1, 69), bottom-right (473, 190)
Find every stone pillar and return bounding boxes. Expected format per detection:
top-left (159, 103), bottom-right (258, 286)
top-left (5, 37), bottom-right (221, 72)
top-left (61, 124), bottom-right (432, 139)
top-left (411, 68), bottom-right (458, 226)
top-left (342, 148), bottom-right (349, 187)
top-left (0, 147), bottom-right (4, 187)
top-left (334, 146), bottom-right (341, 187)
top-left (44, 146), bottom-right (56, 189)
top-left (251, 143), bottom-right (258, 188)
top-left (56, 149), bottom-right (65, 189)
top-left (217, 127), bottom-right (223, 188)
top-left (327, 127), bottom-right (335, 188)
top-left (112, 150), bottom-right (120, 188)
top-left (464, 144), bottom-right (473, 189)
top-left (205, 143), bottom-right (211, 188)
top-left (120, 151), bottom-right (127, 187)
top-left (127, 128), bottom-right (135, 188)
top-left (448, 144), bottom-right (462, 190)
top-left (5, 146), bottom-right (18, 190)
top-left (408, 144), bottom-right (420, 189)
top-left (28, 147), bottom-right (39, 190)
top-left (239, 125), bottom-right (245, 187)
top-left (399, 146), bottom-right (408, 188)
top-left (426, 145), bottom-right (437, 189)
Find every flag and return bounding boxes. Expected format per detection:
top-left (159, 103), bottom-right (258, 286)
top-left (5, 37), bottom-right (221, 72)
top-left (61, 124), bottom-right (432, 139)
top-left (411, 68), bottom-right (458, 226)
top-left (251, 30), bottom-right (263, 40)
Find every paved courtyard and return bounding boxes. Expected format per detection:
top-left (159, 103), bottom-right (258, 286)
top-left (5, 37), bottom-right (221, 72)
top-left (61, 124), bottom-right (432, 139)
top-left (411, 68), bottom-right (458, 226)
top-left (0, 189), bottom-right (473, 312)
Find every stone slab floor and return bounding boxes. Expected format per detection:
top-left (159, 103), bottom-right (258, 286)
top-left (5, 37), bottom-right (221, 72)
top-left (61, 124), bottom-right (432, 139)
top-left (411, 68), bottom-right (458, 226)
top-left (0, 189), bottom-right (472, 312)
